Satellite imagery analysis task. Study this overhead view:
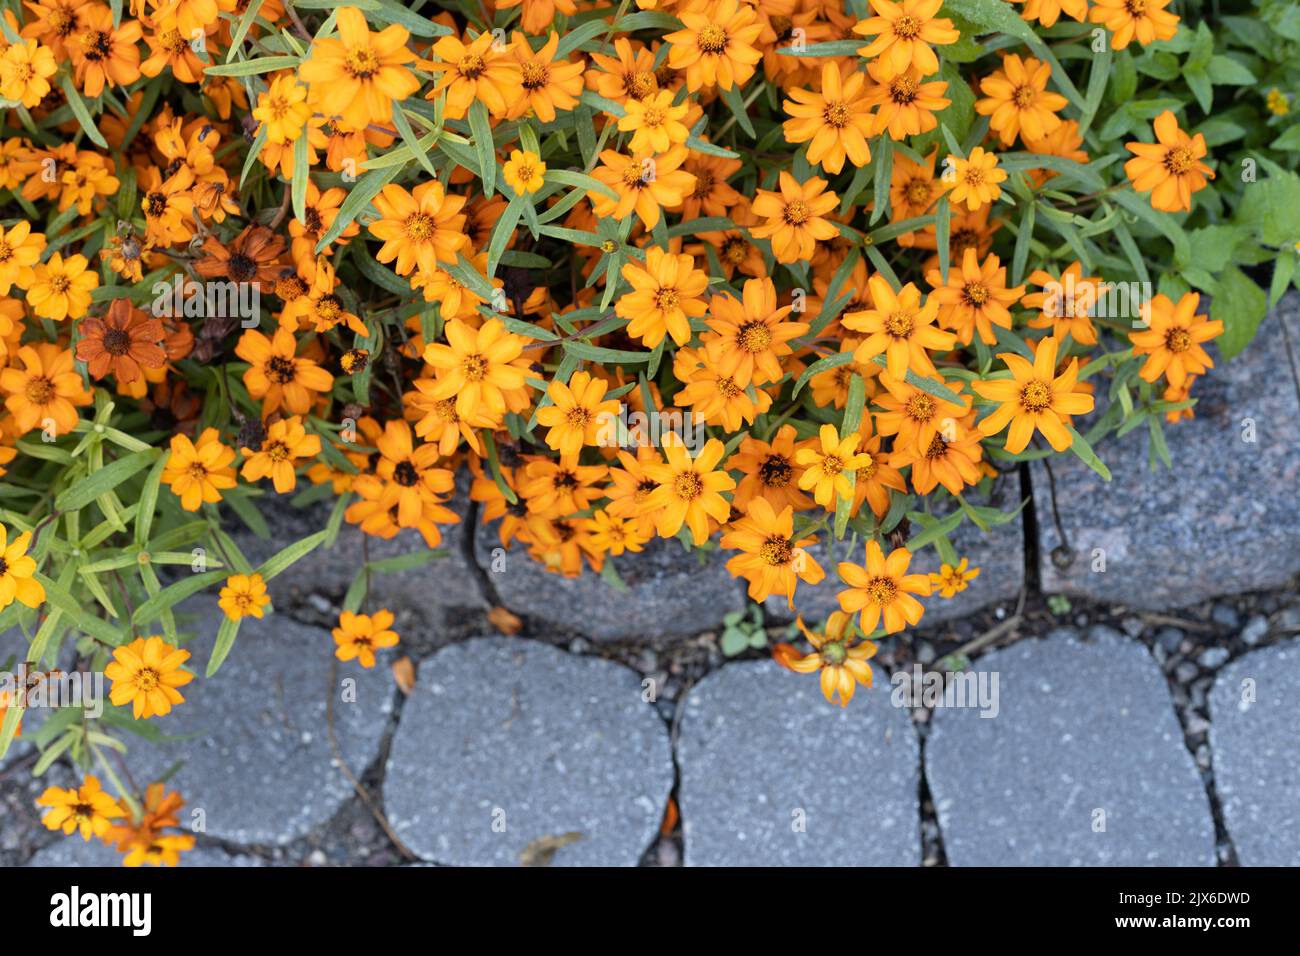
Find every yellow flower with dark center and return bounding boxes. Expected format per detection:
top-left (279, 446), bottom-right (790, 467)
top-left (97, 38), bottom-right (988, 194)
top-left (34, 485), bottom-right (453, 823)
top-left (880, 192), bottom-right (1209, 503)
top-left (162, 427), bottom-right (237, 511)
top-left (930, 558), bottom-right (981, 598)
top-left (704, 276), bottom-right (809, 387)
top-left (0, 521), bottom-right (44, 610)
top-left (333, 609), bottom-right (400, 668)
top-left (642, 436), bottom-right (736, 545)
top-left (794, 424), bottom-right (872, 509)
top-left (236, 327), bottom-right (335, 417)
top-left (536, 370), bottom-right (621, 457)
top-left (723, 497), bottom-right (825, 607)
top-left (424, 30), bottom-right (523, 119)
top-left (925, 248), bottom-right (1026, 346)
top-left (588, 146), bottom-right (697, 230)
top-left (844, 275), bottom-right (955, 379)
top-left (780, 611), bottom-right (878, 706)
top-left (864, 62), bottom-right (951, 140)
top-left (873, 370), bottom-right (971, 454)
top-left (837, 538), bottom-right (931, 634)
top-left (240, 415), bottom-right (322, 493)
top-left (971, 337), bottom-right (1094, 453)
top-left (1129, 291), bottom-right (1223, 389)
top-left (36, 776), bottom-right (125, 840)
top-left (218, 573), bottom-right (271, 622)
top-left (105, 636), bottom-right (195, 720)
top-left (369, 180), bottom-right (470, 277)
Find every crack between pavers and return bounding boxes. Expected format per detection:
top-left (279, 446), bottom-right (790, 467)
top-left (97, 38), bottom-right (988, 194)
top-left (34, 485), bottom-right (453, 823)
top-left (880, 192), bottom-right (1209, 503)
top-left (1017, 461), bottom-right (1043, 596)
top-left (460, 498), bottom-right (506, 609)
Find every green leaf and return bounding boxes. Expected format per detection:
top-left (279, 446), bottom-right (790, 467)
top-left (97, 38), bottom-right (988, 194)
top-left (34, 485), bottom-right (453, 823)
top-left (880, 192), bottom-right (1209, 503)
top-left (1065, 425), bottom-right (1111, 481)
top-left (468, 99), bottom-right (496, 198)
top-left (256, 529), bottom-right (328, 580)
top-left (544, 168), bottom-right (618, 201)
top-left (290, 134), bottom-right (309, 224)
top-left (131, 570), bottom-right (226, 625)
top-left (720, 83), bottom-right (756, 138)
top-left (206, 616), bottom-right (242, 677)
top-left (54, 449), bottom-right (158, 512)
top-left (226, 0), bottom-right (267, 59)
top-left (793, 351), bottom-right (854, 397)
top-left (134, 452), bottom-right (169, 547)
top-left (391, 105), bottom-right (439, 179)
top-left (58, 75), bottom-right (108, 149)
top-left (204, 55), bottom-right (300, 76)
top-left (1211, 265), bottom-right (1267, 359)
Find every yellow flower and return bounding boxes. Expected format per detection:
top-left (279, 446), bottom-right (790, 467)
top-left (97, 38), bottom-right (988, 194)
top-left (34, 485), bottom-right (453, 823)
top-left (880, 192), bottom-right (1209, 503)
top-left (503, 149), bottom-right (547, 195)
top-left (931, 558), bottom-right (980, 598)
top-left (844, 275), bottom-right (956, 379)
top-left (837, 539), bottom-right (931, 634)
top-left (0, 39), bottom-right (57, 108)
top-left (252, 73), bottom-right (311, 144)
top-left (1266, 88), bottom-right (1289, 117)
top-left (0, 221), bottom-right (46, 295)
top-left (583, 509), bottom-right (650, 556)
top-left (422, 317), bottom-right (533, 421)
top-left (37, 776), bottom-right (125, 840)
top-left (240, 415), bottom-right (322, 494)
top-left (535, 370), bottom-right (621, 457)
top-left (368, 180), bottom-right (470, 276)
top-left (794, 424), bottom-right (872, 509)
top-left (105, 636), bottom-right (195, 720)
top-left (944, 146), bottom-right (1007, 211)
top-left (0, 522), bottom-right (44, 610)
top-left (333, 609), bottom-right (400, 668)
top-left (750, 172), bottom-right (840, 264)
top-left (219, 573), bottom-right (271, 621)
top-left (27, 252), bottom-right (98, 321)
top-left (853, 0), bottom-right (959, 78)
top-left (162, 427), bottom-right (237, 511)
top-left (615, 246), bottom-right (710, 348)
top-left (618, 89), bottom-right (690, 154)
top-left (664, 0), bottom-right (764, 91)
top-left (425, 31), bottom-right (523, 119)
top-left (781, 611), bottom-right (877, 706)
top-left (642, 436), bottom-right (737, 545)
top-left (297, 6), bottom-right (420, 128)
top-left (970, 336), bottom-right (1094, 453)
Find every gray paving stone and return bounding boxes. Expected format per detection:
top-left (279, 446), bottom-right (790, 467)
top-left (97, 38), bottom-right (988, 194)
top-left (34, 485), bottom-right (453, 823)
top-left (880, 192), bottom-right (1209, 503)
top-left (764, 485), bottom-right (1025, 627)
top-left (926, 626), bottom-right (1216, 866)
top-left (229, 475), bottom-right (485, 630)
top-left (27, 838), bottom-right (264, 867)
top-left (1209, 638), bottom-right (1300, 866)
top-left (118, 601), bottom-right (393, 847)
top-left (677, 659), bottom-right (920, 866)
top-left (384, 637), bottom-right (674, 866)
top-left (1033, 307), bottom-right (1300, 608)
top-left (475, 520), bottom-right (744, 641)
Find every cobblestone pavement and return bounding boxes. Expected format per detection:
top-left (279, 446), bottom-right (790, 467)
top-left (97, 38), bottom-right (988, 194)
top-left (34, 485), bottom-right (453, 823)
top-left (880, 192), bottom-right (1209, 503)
top-left (11, 299), bottom-right (1300, 867)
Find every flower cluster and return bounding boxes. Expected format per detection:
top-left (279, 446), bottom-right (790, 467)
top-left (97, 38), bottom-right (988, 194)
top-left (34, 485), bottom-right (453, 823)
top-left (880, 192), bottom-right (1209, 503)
top-left (1, 0), bottom-right (1295, 858)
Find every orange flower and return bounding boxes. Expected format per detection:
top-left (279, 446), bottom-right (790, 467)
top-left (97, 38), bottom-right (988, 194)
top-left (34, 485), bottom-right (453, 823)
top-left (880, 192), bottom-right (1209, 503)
top-left (1022, 261), bottom-right (1101, 345)
top-left (75, 299), bottom-right (166, 383)
top-left (891, 423), bottom-right (985, 495)
top-left (0, 222), bottom-right (46, 295)
top-left (1129, 291), bottom-right (1223, 389)
top-left (106, 636), bottom-right (195, 720)
top-left (944, 146), bottom-right (1006, 211)
top-left (425, 31), bottom-right (523, 119)
top-left (162, 427), bottom-right (237, 511)
top-left (616, 246), bottom-right (710, 349)
top-left (535, 370), bottom-right (621, 457)
top-left (589, 146), bottom-right (696, 230)
top-left (27, 253), bottom-right (98, 321)
top-left (844, 275), bottom-right (955, 379)
top-left (782, 63), bottom-right (874, 174)
top-left (236, 328), bottom-right (335, 416)
top-left (333, 610), bottom-right (400, 668)
top-left (975, 54), bottom-right (1069, 147)
top-left (69, 5), bottom-right (141, 97)
top-left (931, 558), bottom-right (981, 597)
top-left (1124, 110), bottom-right (1213, 213)
top-left (642, 437), bottom-right (736, 545)
top-left (794, 424), bottom-right (873, 509)
top-left (925, 248), bottom-right (1025, 346)
top-left (783, 611), bottom-right (877, 706)
top-left (422, 317), bottom-right (533, 420)
top-left (730, 425), bottom-right (813, 514)
top-left (0, 343), bottom-right (92, 435)
top-left (704, 277), bottom-right (809, 387)
top-left (1013, 0), bottom-right (1088, 27)
top-left (664, 0), bottom-right (764, 91)
top-left (853, 0), bottom-right (958, 78)
top-left (240, 415), bottom-right (322, 493)
top-left (507, 32), bottom-right (584, 123)
top-left (864, 62), bottom-right (950, 140)
top-left (751, 172), bottom-right (840, 264)
top-left (1089, 0), bottom-right (1179, 48)
top-left (368, 180), bottom-right (470, 276)
top-left (722, 497), bottom-right (824, 607)
top-left (619, 89), bottom-right (691, 154)
top-left (837, 539), bottom-right (931, 634)
top-left (218, 573), bottom-right (271, 622)
top-left (194, 224), bottom-right (285, 286)
top-left (0, 39), bottom-right (57, 107)
top-left (298, 7), bottom-right (420, 128)
top-left (971, 337), bottom-right (1094, 453)
top-left (37, 776), bottom-right (124, 840)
